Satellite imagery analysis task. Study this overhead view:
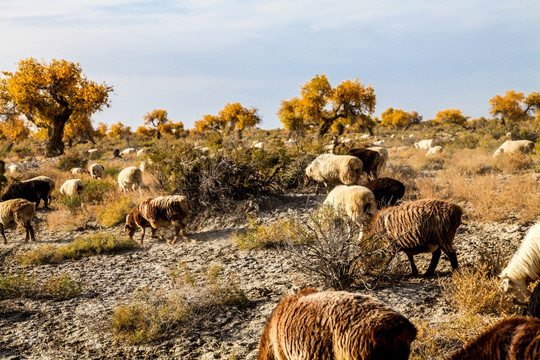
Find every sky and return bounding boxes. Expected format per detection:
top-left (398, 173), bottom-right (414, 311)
top-left (0, 0), bottom-right (539, 131)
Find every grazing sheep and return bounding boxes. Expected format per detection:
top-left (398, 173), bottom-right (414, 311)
top-left (332, 138), bottom-right (383, 179)
top-left (121, 148), bottom-right (137, 156)
top-left (23, 176), bottom-right (56, 203)
top-left (363, 177), bottom-right (405, 208)
top-left (140, 161), bottom-right (148, 172)
top-left (118, 166), bottom-right (143, 194)
top-left (493, 140), bottom-right (535, 157)
top-left (7, 164), bottom-right (21, 174)
top-left (367, 146), bottom-right (388, 174)
top-left (0, 199), bottom-right (36, 244)
top-left (449, 316), bottom-right (540, 360)
top-left (363, 198), bottom-right (462, 277)
top-left (305, 154), bottom-right (364, 195)
top-left (0, 180), bottom-right (52, 209)
top-left (71, 167), bottom-right (86, 176)
top-left (323, 185), bottom-right (377, 223)
top-left (414, 139), bottom-right (434, 150)
top-left (258, 287), bottom-right (417, 360)
top-left (113, 148), bottom-right (122, 159)
top-left (87, 149), bottom-right (98, 154)
top-left (86, 163), bottom-right (104, 179)
top-left (60, 179), bottom-right (84, 197)
top-left (525, 282), bottom-right (540, 318)
top-left (373, 139), bottom-right (385, 146)
top-left (426, 145), bottom-right (442, 156)
top-left (124, 195), bottom-right (190, 245)
top-left (136, 149), bottom-right (147, 157)
top-left (500, 222), bottom-right (540, 303)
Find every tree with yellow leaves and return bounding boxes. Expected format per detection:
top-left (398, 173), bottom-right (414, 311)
top-left (194, 114), bottom-right (224, 134)
top-left (0, 58), bottom-right (112, 157)
top-left (142, 109), bottom-right (168, 139)
top-left (95, 122), bottom-right (108, 139)
top-left (0, 115), bottom-right (30, 143)
top-left (379, 108), bottom-right (422, 131)
top-left (432, 109), bottom-right (468, 128)
top-left (489, 90), bottom-right (540, 126)
top-left (277, 75), bottom-right (376, 137)
top-left (63, 114), bottom-right (96, 146)
top-left (108, 121), bottom-right (131, 139)
top-left (194, 104), bottom-right (260, 138)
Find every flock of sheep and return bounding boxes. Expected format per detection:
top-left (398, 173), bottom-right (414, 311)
top-left (1, 137), bottom-right (539, 359)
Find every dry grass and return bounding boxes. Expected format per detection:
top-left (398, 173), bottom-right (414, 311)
top-left (233, 216), bottom-right (298, 249)
top-left (0, 271), bottom-right (83, 300)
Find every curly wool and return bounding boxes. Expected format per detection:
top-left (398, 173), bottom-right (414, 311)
top-left (323, 185), bottom-right (377, 223)
top-left (0, 198), bottom-right (36, 243)
top-left (305, 154), bottom-right (363, 187)
top-left (118, 166), bottom-right (143, 193)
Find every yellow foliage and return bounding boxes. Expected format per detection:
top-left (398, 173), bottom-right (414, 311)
top-left (136, 125), bottom-right (155, 137)
top-left (433, 109), bottom-right (468, 127)
top-left (0, 116), bottom-right (30, 141)
top-left (95, 122), bottom-right (108, 138)
top-left (218, 102), bottom-right (261, 133)
top-left (108, 122), bottom-right (131, 139)
top-left (489, 90), bottom-right (539, 124)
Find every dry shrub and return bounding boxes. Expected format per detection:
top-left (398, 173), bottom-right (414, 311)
top-left (96, 196), bottom-right (135, 227)
top-left (0, 271), bottom-right (82, 300)
top-left (233, 216), bottom-right (298, 249)
top-left (494, 152), bottom-right (533, 173)
top-left (46, 209), bottom-right (88, 232)
top-left (447, 148), bottom-right (493, 176)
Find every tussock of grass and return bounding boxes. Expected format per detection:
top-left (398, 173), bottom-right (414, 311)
top-left (96, 196), bottom-right (134, 227)
top-left (18, 232), bottom-right (137, 266)
top-left (112, 263), bottom-right (252, 345)
top-left (233, 216), bottom-right (298, 249)
top-left (0, 271), bottom-right (82, 300)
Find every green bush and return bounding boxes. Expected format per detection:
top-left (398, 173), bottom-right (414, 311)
top-left (58, 194), bottom-right (83, 213)
top-left (82, 179), bottom-right (116, 203)
top-left (97, 196), bottom-right (134, 227)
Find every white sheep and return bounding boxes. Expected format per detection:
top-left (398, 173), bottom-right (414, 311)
top-left (136, 149), bottom-right (147, 157)
top-left (426, 145), bottom-right (443, 156)
top-left (414, 139), bottom-right (434, 150)
top-left (86, 163), bottom-right (104, 179)
top-left (71, 167), bottom-right (86, 176)
top-left (7, 164), bottom-right (21, 174)
top-left (87, 149), bottom-right (99, 154)
top-left (118, 166), bottom-right (143, 194)
top-left (60, 179), bottom-right (84, 197)
top-left (0, 198), bottom-right (36, 244)
top-left (323, 185), bottom-right (377, 223)
top-left (493, 140), bottom-right (535, 157)
top-left (121, 148), bottom-right (137, 156)
top-left (500, 222), bottom-right (540, 303)
top-left (305, 154), bottom-right (364, 194)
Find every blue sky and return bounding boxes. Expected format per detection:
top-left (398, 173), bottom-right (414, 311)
top-left (1, 0), bottom-right (538, 130)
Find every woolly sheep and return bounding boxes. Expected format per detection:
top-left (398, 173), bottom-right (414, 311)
top-left (493, 140), bottom-right (534, 157)
top-left (332, 138), bottom-right (383, 179)
top-left (363, 177), bottom-right (405, 208)
top-left (7, 164), bottom-right (21, 174)
top-left (112, 148), bottom-right (122, 159)
top-left (373, 139), bottom-right (385, 146)
top-left (414, 139), bottom-right (434, 150)
top-left (323, 185), bottom-right (377, 223)
top-left (124, 195), bottom-right (190, 245)
top-left (525, 282), bottom-right (540, 318)
top-left (136, 149), bottom-right (147, 157)
top-left (1, 180), bottom-right (52, 209)
top-left (60, 179), bottom-right (84, 197)
top-left (118, 166), bottom-right (143, 194)
top-left (499, 222), bottom-right (540, 303)
top-left (87, 149), bottom-right (98, 154)
top-left (86, 163), bottom-right (104, 179)
top-left (258, 287), bottom-right (417, 360)
top-left (363, 198), bottom-right (462, 277)
top-left (121, 148), bottom-right (137, 155)
top-left (71, 167), bottom-right (86, 176)
top-left (252, 141), bottom-right (264, 149)
top-left (449, 316), bottom-right (540, 360)
top-left (367, 146), bottom-right (388, 174)
top-left (0, 198), bottom-right (36, 244)
top-left (425, 145), bottom-right (442, 156)
top-left (305, 154), bottom-right (363, 195)
top-left (23, 176), bottom-right (56, 203)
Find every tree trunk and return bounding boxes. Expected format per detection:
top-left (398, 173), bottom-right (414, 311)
top-left (46, 117), bottom-right (68, 157)
top-left (317, 121), bottom-right (332, 139)
top-left (156, 130), bottom-right (161, 140)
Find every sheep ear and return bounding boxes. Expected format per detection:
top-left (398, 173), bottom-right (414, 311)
top-left (500, 278), bottom-right (510, 292)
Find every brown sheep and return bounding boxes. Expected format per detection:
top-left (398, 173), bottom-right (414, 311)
top-left (258, 288), bottom-right (416, 360)
top-left (124, 195), bottom-right (189, 245)
top-left (0, 199), bottom-right (36, 244)
top-left (449, 316), bottom-right (540, 360)
top-left (363, 198), bottom-right (462, 277)
top-left (363, 177), bottom-right (405, 208)
top-left (332, 137), bottom-right (383, 179)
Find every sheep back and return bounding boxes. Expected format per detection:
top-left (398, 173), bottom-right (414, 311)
top-left (60, 179), bottom-right (84, 196)
top-left (126, 195), bottom-right (189, 233)
top-left (0, 199), bottom-right (35, 228)
top-left (24, 176), bottom-right (56, 196)
top-left (323, 185), bottom-right (377, 223)
top-left (118, 166), bottom-right (143, 192)
top-left (306, 154), bottom-right (363, 186)
top-left (0, 180), bottom-right (51, 208)
top-left (87, 163), bottom-right (104, 179)
top-left (363, 177), bottom-right (405, 208)
top-left (449, 317), bottom-right (540, 360)
top-left (494, 140), bottom-right (535, 157)
top-left (258, 287), bottom-right (416, 360)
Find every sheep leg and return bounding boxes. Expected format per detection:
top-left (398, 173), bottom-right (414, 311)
top-left (1, 225), bottom-right (6, 245)
top-left (139, 227), bottom-right (146, 245)
top-left (150, 227), bottom-right (162, 240)
top-left (406, 253), bottom-right (419, 277)
top-left (424, 248), bottom-right (442, 277)
top-left (43, 195), bottom-right (49, 209)
top-left (27, 224), bottom-right (36, 242)
top-left (443, 250), bottom-right (459, 270)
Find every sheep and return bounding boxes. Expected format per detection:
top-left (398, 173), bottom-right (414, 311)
top-left (136, 149), bottom-right (147, 157)
top-left (71, 167), bottom-right (86, 176)
top-left (0, 180), bottom-right (52, 209)
top-left (86, 163), bottom-right (104, 179)
top-left (367, 146), bottom-right (388, 174)
top-left (499, 222), bottom-right (540, 303)
top-left (373, 139), bottom-right (385, 146)
top-left (525, 282), bottom-right (540, 318)
top-left (113, 148), bottom-right (122, 159)
top-left (363, 198), bottom-right (462, 277)
top-left (449, 316), bottom-right (540, 360)
top-left (257, 287), bottom-right (417, 360)
top-left (332, 138), bottom-right (383, 179)
top-left (121, 148), bottom-right (137, 156)
top-left (363, 177), bottom-right (405, 208)
top-left (7, 164), bottom-right (21, 174)
top-left (252, 141), bottom-right (264, 149)
top-left (0, 198), bottom-right (36, 244)
top-left (59, 179), bottom-right (84, 197)
top-left (140, 161), bottom-right (148, 172)
top-left (323, 185), bottom-right (377, 223)
top-left (493, 140), bottom-right (535, 157)
top-left (23, 176), bottom-right (56, 203)
top-left (305, 154), bottom-right (364, 195)
top-left (124, 195), bottom-right (190, 245)
top-left (426, 145), bottom-right (442, 156)
top-left (87, 149), bottom-right (98, 154)
top-left (118, 166), bottom-right (143, 194)
top-left (414, 139), bottom-right (434, 150)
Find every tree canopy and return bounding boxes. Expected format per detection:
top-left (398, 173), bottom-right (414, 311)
top-left (432, 109), bottom-right (468, 128)
top-left (195, 103), bottom-right (261, 138)
top-left (489, 90), bottom-right (540, 126)
top-left (277, 75), bottom-right (376, 137)
top-left (138, 109), bottom-right (184, 139)
top-left (379, 108), bottom-right (422, 130)
top-left (0, 58), bottom-right (113, 157)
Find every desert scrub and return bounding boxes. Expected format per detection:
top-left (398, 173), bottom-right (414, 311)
top-left (57, 194), bottom-right (83, 213)
top-left (18, 232), bottom-right (137, 266)
top-left (113, 263), bottom-right (252, 345)
top-left (0, 271), bottom-right (82, 300)
top-left (493, 152), bottom-right (533, 174)
top-left (82, 178), bottom-right (117, 204)
top-left (96, 196), bottom-right (134, 227)
top-left (233, 216), bottom-right (298, 249)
